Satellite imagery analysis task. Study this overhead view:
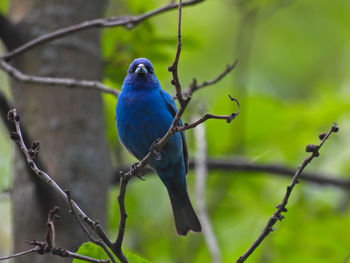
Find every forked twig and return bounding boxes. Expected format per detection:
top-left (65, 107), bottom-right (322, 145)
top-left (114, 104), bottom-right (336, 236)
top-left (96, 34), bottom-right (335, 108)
top-left (236, 123), bottom-right (339, 263)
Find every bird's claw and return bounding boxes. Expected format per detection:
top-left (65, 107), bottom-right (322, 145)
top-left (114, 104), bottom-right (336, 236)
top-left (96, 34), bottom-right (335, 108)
top-left (130, 162), bottom-right (139, 175)
top-left (129, 162), bottom-right (145, 181)
top-left (150, 139), bottom-right (162, 161)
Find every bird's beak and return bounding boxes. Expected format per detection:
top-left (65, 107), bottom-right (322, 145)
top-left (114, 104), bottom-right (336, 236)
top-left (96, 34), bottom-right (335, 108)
top-left (135, 64), bottom-right (148, 75)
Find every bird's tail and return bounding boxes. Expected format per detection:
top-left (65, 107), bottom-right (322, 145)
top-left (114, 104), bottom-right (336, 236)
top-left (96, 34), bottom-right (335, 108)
top-left (168, 189), bottom-right (201, 236)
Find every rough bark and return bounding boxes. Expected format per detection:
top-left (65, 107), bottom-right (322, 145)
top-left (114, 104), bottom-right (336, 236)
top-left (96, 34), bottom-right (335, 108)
top-left (8, 1), bottom-right (111, 262)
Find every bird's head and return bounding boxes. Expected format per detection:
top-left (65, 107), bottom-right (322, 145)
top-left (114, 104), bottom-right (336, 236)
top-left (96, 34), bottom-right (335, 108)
top-left (122, 58), bottom-right (160, 91)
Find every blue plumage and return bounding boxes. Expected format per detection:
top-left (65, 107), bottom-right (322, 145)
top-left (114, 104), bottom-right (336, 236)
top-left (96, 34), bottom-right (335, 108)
top-left (116, 58), bottom-right (201, 235)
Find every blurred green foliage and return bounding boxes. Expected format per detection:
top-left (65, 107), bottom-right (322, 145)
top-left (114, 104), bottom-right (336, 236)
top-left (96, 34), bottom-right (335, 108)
top-left (1, 0), bottom-right (350, 262)
top-left (0, 0), bottom-right (8, 14)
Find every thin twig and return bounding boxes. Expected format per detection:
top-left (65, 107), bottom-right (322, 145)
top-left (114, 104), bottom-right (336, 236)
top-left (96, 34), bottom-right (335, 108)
top-left (178, 95), bottom-right (240, 132)
top-left (63, 250), bottom-right (109, 263)
top-left (183, 59), bottom-right (238, 97)
top-left (236, 122), bottom-right (339, 263)
top-left (1, 0), bottom-right (204, 61)
top-left (194, 119), bottom-right (221, 263)
top-left (0, 247), bottom-right (41, 260)
top-left (0, 208), bottom-right (109, 263)
top-left (0, 60), bottom-right (119, 97)
top-left (66, 191), bottom-right (117, 263)
top-left (46, 206), bottom-right (60, 249)
top-left (111, 175), bottom-right (130, 263)
top-left (168, 0), bottom-right (186, 105)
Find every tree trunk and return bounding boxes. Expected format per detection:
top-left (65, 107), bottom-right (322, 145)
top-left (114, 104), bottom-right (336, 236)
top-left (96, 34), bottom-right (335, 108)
top-left (9, 1), bottom-right (111, 262)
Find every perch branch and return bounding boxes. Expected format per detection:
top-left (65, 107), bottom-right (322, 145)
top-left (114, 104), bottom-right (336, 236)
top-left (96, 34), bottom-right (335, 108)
top-left (111, 1), bottom-right (238, 260)
top-left (236, 122), bottom-right (339, 263)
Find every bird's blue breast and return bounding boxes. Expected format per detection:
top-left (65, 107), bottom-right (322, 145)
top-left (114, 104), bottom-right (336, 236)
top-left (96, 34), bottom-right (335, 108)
top-left (116, 88), bottom-right (184, 169)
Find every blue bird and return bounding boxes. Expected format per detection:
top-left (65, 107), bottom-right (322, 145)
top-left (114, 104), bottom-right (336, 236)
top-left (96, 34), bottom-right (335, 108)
top-left (115, 58), bottom-right (201, 235)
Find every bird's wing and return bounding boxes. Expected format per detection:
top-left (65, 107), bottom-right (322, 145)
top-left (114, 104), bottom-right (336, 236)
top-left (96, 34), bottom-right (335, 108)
top-left (160, 90), bottom-right (189, 175)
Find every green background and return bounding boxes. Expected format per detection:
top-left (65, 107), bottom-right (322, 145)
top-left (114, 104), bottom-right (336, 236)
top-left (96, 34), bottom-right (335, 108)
top-left (1, 0), bottom-right (350, 262)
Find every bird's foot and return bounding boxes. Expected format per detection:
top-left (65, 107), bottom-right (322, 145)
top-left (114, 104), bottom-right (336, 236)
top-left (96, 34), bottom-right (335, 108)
top-left (129, 162), bottom-right (146, 181)
top-left (150, 139), bottom-right (162, 161)
top-left (130, 162), bottom-right (139, 175)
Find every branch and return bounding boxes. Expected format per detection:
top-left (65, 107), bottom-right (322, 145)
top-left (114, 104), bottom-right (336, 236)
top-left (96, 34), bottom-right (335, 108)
top-left (0, 247), bottom-right (41, 261)
top-left (1, 0), bottom-right (204, 61)
top-left (236, 122), bottom-right (339, 263)
top-left (0, 60), bottom-right (119, 97)
top-left (6, 108), bottom-right (114, 258)
top-left (111, 175), bottom-right (129, 263)
top-left (177, 95), bottom-right (240, 132)
top-left (203, 159), bottom-right (350, 189)
top-left (0, 207), bottom-right (109, 263)
top-left (183, 59), bottom-right (238, 97)
top-left (61, 251), bottom-right (109, 263)
top-left (168, 0), bottom-right (185, 105)
top-left (112, 158), bottom-right (350, 189)
top-left (0, 91), bottom-right (60, 211)
top-left (66, 191), bottom-right (117, 263)
top-left (194, 120), bottom-right (221, 263)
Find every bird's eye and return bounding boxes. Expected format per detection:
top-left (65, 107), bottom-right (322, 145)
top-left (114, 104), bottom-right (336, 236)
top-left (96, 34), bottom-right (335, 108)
top-left (128, 66), bottom-right (137, 74)
top-left (148, 67), bottom-right (154, 73)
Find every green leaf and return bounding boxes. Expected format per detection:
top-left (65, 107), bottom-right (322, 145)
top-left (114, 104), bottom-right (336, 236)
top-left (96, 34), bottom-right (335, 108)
top-left (73, 242), bottom-right (109, 263)
top-left (125, 251), bottom-right (152, 263)
top-left (73, 242), bottom-right (152, 263)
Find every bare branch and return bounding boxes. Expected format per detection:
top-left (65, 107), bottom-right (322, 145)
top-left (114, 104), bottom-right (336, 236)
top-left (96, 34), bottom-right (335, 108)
top-left (194, 120), bottom-right (221, 263)
top-left (1, 0), bottom-right (204, 61)
top-left (62, 250), bottom-right (109, 263)
top-left (183, 59), bottom-right (238, 97)
top-left (66, 191), bottom-right (117, 263)
top-left (0, 247), bottom-right (41, 261)
top-left (204, 159), bottom-right (350, 189)
top-left (111, 175), bottom-right (129, 263)
top-left (178, 95), bottom-right (240, 132)
top-left (113, 158), bottom-right (350, 189)
top-left (0, 207), bottom-right (109, 263)
top-left (168, 0), bottom-right (186, 105)
top-left (236, 122), bottom-right (339, 263)
top-left (0, 60), bottom-right (119, 97)
top-left (46, 206), bottom-right (60, 249)
top-left (7, 108), bottom-right (114, 254)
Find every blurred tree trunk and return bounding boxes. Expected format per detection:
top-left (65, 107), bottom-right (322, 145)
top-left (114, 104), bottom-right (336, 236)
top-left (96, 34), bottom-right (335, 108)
top-left (9, 1), bottom-right (111, 262)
